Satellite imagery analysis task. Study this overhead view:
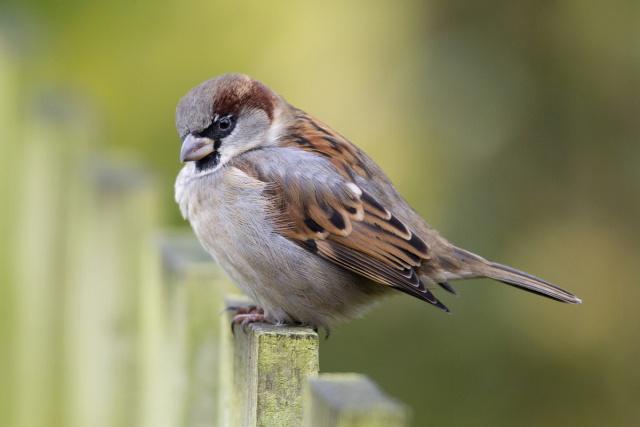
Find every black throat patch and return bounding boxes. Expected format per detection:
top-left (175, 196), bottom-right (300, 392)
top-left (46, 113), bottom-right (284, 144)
top-left (195, 139), bottom-right (222, 171)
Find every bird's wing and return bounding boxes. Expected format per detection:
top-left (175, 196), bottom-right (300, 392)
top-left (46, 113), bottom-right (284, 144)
top-left (280, 108), bottom-right (374, 180)
top-left (232, 150), bottom-right (450, 312)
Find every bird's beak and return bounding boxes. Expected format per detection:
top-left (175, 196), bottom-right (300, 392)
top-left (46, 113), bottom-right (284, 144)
top-left (180, 134), bottom-right (215, 162)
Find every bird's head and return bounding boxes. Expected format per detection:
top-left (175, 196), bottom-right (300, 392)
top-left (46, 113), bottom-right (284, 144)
top-left (176, 73), bottom-right (282, 171)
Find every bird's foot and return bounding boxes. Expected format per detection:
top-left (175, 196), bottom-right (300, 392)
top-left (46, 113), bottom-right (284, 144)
top-left (229, 305), bottom-right (268, 334)
top-left (226, 304), bottom-right (264, 316)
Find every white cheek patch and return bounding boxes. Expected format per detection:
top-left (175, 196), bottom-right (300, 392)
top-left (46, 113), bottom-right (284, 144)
top-left (215, 109), bottom-right (274, 169)
top-left (218, 141), bottom-right (248, 169)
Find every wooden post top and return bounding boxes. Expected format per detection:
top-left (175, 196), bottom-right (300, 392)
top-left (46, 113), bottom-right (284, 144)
top-left (305, 373), bottom-right (409, 427)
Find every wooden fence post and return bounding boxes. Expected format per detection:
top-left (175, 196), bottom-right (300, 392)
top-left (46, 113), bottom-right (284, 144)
top-left (144, 233), bottom-right (234, 427)
top-left (64, 158), bottom-right (157, 427)
top-left (0, 31), bottom-right (19, 427)
top-left (13, 90), bottom-right (98, 427)
top-left (304, 373), bottom-right (409, 427)
top-left (223, 300), bottom-right (320, 426)
top-left (218, 295), bottom-right (252, 427)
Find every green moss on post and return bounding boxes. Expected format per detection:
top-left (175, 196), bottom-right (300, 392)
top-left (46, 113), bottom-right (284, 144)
top-left (228, 304), bottom-right (319, 427)
top-left (304, 373), bottom-right (409, 427)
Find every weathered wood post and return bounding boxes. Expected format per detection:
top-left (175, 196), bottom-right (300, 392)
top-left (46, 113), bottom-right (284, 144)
top-left (221, 299), bottom-right (320, 426)
top-left (304, 373), bottom-right (409, 427)
top-left (218, 295), bottom-right (250, 426)
top-left (64, 157), bottom-right (158, 427)
top-left (144, 232), bottom-right (234, 427)
top-left (0, 30), bottom-right (19, 427)
top-left (12, 88), bottom-right (99, 427)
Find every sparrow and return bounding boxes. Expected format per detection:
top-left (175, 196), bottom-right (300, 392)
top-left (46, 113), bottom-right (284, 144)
top-left (175, 73), bottom-right (581, 330)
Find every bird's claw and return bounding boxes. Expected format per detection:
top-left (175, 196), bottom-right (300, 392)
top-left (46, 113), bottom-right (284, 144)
top-left (228, 305), bottom-right (267, 335)
top-left (225, 305), bottom-right (263, 315)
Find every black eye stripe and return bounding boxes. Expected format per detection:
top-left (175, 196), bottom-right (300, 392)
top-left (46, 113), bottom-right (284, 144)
top-left (194, 114), bottom-right (236, 139)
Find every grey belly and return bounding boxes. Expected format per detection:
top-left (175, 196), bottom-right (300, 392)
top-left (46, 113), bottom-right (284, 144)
top-left (184, 170), bottom-right (388, 328)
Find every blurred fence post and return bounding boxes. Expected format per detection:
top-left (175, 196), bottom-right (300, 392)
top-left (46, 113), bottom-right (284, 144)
top-left (64, 156), bottom-right (158, 427)
top-left (13, 91), bottom-right (97, 427)
top-left (304, 373), bottom-right (409, 427)
top-left (225, 299), bottom-right (320, 427)
top-left (219, 295), bottom-right (252, 426)
top-left (138, 232), bottom-right (234, 427)
top-left (0, 31), bottom-right (19, 427)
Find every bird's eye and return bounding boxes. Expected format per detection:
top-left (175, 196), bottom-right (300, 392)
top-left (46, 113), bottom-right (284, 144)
top-left (194, 115), bottom-right (235, 140)
top-left (217, 116), bottom-right (233, 131)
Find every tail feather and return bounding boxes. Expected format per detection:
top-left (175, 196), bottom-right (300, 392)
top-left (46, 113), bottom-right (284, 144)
top-left (485, 261), bottom-right (582, 304)
top-left (451, 247), bottom-right (582, 304)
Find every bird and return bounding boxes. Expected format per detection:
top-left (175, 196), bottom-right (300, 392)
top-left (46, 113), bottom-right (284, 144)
top-left (174, 73), bottom-right (581, 331)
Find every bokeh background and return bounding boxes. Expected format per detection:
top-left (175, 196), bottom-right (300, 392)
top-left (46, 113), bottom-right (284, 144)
top-left (1, 1), bottom-right (639, 426)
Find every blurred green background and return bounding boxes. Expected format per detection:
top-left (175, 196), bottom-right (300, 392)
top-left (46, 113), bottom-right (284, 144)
top-left (1, 0), bottom-right (639, 426)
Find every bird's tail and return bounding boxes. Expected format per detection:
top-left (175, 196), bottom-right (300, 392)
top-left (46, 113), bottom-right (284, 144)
top-left (451, 247), bottom-right (582, 304)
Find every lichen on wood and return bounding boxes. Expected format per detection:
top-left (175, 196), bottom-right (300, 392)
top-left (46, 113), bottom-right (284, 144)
top-left (227, 302), bottom-right (319, 427)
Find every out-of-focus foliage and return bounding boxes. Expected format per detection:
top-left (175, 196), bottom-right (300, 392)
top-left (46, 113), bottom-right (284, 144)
top-left (1, 0), bottom-right (638, 426)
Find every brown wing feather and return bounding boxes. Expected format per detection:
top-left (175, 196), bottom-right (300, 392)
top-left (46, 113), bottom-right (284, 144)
top-left (284, 108), bottom-right (373, 180)
top-left (233, 119), bottom-right (450, 312)
top-left (299, 189), bottom-right (448, 311)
